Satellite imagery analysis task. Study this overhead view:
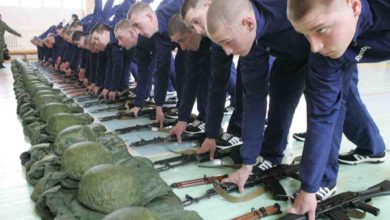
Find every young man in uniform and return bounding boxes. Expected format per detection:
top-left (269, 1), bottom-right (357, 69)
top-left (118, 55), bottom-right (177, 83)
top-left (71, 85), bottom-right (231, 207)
top-left (90, 23), bottom-right (128, 101)
top-left (128, 0), bottom-right (186, 127)
top-left (181, 0), bottom-right (244, 159)
top-left (168, 13), bottom-right (239, 146)
top-left (286, 0), bottom-right (389, 217)
top-left (205, 0), bottom-right (385, 217)
top-left (168, 13), bottom-right (209, 140)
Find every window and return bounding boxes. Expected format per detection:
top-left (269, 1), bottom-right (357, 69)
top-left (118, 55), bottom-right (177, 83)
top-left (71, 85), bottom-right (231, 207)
top-left (20, 0), bottom-right (42, 8)
top-left (0, 0), bottom-right (19, 7)
top-left (43, 0), bottom-right (62, 8)
top-left (63, 0), bottom-right (82, 9)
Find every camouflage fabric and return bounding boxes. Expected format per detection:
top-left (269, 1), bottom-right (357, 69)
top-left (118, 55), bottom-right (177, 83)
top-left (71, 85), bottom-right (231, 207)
top-left (144, 191), bottom-right (203, 220)
top-left (117, 157), bottom-right (171, 206)
top-left (23, 143), bottom-right (51, 170)
top-left (53, 125), bottom-right (98, 155)
top-left (39, 103), bottom-right (72, 122)
top-left (36, 186), bottom-right (105, 220)
top-left (145, 191), bottom-right (183, 214)
top-left (0, 20), bottom-right (21, 61)
top-left (78, 164), bottom-right (141, 214)
top-left (46, 113), bottom-right (93, 136)
top-left (26, 154), bottom-right (61, 185)
top-left (31, 171), bottom-right (78, 202)
top-left (62, 142), bottom-right (112, 180)
top-left (158, 210), bottom-right (203, 220)
top-left (97, 133), bottom-right (130, 162)
top-left (103, 207), bottom-right (158, 220)
top-left (23, 121), bottom-right (46, 144)
top-left (88, 123), bottom-right (107, 136)
top-left (33, 94), bottom-right (60, 109)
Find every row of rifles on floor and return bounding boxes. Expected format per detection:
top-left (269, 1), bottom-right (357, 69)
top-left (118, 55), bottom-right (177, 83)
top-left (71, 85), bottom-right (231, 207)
top-left (13, 59), bottom-right (390, 220)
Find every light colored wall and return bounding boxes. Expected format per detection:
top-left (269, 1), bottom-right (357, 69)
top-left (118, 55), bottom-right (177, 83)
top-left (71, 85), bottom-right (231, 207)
top-left (1, 6), bottom-right (84, 51)
top-left (1, 0), bottom-right (164, 52)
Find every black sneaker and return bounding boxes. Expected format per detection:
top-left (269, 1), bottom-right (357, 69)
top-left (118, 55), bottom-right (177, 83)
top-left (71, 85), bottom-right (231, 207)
top-left (224, 106), bottom-right (234, 115)
top-left (293, 132), bottom-right (306, 142)
top-left (165, 108), bottom-right (179, 120)
top-left (315, 185), bottom-right (337, 201)
top-left (185, 120), bottom-right (205, 134)
top-left (338, 150), bottom-right (386, 165)
top-left (127, 92), bottom-right (136, 100)
top-left (215, 133), bottom-right (243, 150)
top-left (252, 159), bottom-right (275, 174)
top-left (292, 185), bottom-right (337, 202)
top-left (163, 99), bottom-right (177, 108)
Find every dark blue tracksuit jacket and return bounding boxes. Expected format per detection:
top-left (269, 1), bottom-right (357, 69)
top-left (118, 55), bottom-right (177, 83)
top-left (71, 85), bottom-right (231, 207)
top-left (299, 0), bottom-right (390, 192)
top-left (151, 0), bottom-right (184, 107)
top-left (178, 37), bottom-right (211, 123)
top-left (236, 0), bottom-right (385, 194)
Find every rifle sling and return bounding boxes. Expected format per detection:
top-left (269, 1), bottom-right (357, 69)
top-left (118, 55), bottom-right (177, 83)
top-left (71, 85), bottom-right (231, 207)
top-left (212, 179), bottom-right (265, 203)
top-left (198, 164), bottom-right (241, 169)
top-left (167, 146), bottom-right (199, 155)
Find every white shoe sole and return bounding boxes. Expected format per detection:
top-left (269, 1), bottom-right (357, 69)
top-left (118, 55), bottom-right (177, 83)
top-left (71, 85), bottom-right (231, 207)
top-left (293, 135), bottom-right (305, 142)
top-left (338, 157), bottom-right (386, 165)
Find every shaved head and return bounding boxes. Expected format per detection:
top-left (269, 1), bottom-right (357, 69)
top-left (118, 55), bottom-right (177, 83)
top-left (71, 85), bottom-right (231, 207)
top-left (206, 0), bottom-right (253, 36)
top-left (127, 2), bottom-right (158, 38)
top-left (181, 0), bottom-right (202, 19)
top-left (127, 2), bottom-right (153, 19)
top-left (206, 0), bottom-right (257, 56)
top-left (287, 0), bottom-right (337, 22)
top-left (114, 19), bottom-right (138, 49)
top-left (168, 13), bottom-right (191, 37)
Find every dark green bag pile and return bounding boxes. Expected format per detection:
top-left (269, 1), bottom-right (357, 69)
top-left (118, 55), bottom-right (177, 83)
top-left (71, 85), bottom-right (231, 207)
top-left (36, 186), bottom-right (106, 220)
top-left (12, 60), bottom-right (203, 220)
top-left (23, 143), bottom-right (52, 170)
top-left (32, 141), bottom-right (113, 202)
top-left (26, 154), bottom-right (62, 185)
top-left (103, 207), bottom-right (158, 220)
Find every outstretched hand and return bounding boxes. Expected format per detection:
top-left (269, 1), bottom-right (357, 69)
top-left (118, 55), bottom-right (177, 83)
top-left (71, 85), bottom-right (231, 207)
top-left (287, 190), bottom-right (317, 220)
top-left (221, 165), bottom-right (253, 193)
top-left (197, 138), bottom-right (217, 160)
top-left (169, 121), bottom-right (187, 143)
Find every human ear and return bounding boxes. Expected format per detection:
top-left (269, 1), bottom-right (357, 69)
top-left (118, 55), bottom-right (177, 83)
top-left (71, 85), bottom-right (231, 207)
top-left (351, 0), bottom-right (361, 17)
top-left (242, 16), bottom-right (255, 32)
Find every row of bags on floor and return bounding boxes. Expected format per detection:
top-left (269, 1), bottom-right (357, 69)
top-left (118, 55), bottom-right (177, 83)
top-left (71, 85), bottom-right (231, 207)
top-left (12, 59), bottom-right (202, 220)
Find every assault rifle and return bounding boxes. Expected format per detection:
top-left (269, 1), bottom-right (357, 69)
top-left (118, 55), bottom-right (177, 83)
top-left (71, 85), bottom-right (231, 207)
top-left (130, 132), bottom-right (205, 148)
top-left (182, 163), bottom-right (300, 206)
top-left (89, 105), bottom-right (128, 113)
top-left (233, 203), bottom-right (282, 220)
top-left (153, 141), bottom-right (239, 172)
top-left (60, 84), bottom-right (83, 90)
top-left (114, 118), bottom-right (177, 134)
top-left (170, 174), bottom-right (228, 188)
top-left (279, 180), bottom-right (390, 220)
top-left (98, 107), bottom-right (155, 122)
top-left (76, 95), bottom-right (98, 102)
top-left (99, 106), bottom-right (176, 121)
top-left (82, 95), bottom-right (131, 108)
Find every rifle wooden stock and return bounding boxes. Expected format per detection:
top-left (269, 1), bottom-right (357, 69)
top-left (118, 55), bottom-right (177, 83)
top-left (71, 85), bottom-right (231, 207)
top-left (171, 175), bottom-right (228, 188)
top-left (232, 203), bottom-right (282, 220)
